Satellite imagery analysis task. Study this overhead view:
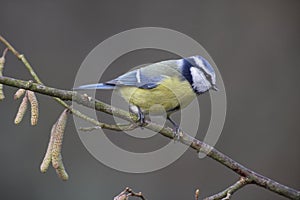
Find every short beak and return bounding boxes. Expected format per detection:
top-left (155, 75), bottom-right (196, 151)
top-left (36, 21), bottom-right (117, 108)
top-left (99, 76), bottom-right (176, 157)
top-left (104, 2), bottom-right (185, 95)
top-left (212, 85), bottom-right (219, 91)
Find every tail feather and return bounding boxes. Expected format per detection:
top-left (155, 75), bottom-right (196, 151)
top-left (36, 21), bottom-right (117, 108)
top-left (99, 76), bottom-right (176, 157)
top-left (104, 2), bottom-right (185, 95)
top-left (73, 83), bottom-right (116, 90)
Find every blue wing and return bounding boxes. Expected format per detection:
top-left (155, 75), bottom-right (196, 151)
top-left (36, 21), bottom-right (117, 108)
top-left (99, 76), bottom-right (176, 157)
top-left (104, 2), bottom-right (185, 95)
top-left (74, 59), bottom-right (181, 90)
top-left (106, 68), bottom-right (167, 89)
top-left (73, 69), bottom-right (166, 90)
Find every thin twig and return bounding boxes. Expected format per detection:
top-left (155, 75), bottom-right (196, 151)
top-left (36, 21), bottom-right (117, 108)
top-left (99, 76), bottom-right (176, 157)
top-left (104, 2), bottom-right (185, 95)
top-left (0, 36), bottom-right (20, 57)
top-left (79, 123), bottom-right (137, 132)
top-left (0, 35), bottom-right (42, 83)
top-left (203, 177), bottom-right (252, 200)
top-left (114, 187), bottom-right (146, 200)
top-left (2, 48), bottom-right (8, 58)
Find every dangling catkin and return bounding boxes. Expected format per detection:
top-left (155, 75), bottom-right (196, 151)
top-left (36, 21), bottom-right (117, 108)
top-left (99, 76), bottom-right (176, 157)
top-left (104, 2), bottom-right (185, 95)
top-left (14, 95), bottom-right (28, 124)
top-left (27, 91), bottom-right (39, 125)
top-left (55, 154), bottom-right (69, 181)
top-left (40, 123), bottom-right (56, 173)
top-left (51, 109), bottom-right (68, 169)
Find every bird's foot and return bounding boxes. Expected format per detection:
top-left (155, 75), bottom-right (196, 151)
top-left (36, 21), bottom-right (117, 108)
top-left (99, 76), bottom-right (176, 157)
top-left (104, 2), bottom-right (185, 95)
top-left (130, 105), bottom-right (146, 129)
top-left (172, 126), bottom-right (183, 141)
top-left (137, 109), bottom-right (146, 129)
top-left (129, 105), bottom-right (146, 128)
top-left (167, 115), bottom-right (182, 141)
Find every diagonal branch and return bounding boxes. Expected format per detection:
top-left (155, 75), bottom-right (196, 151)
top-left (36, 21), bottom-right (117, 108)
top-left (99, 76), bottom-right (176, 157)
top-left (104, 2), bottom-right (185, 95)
top-left (0, 75), bottom-right (299, 199)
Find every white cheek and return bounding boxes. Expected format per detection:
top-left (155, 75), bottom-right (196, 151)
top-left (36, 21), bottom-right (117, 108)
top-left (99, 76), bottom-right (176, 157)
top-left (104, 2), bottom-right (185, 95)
top-left (190, 67), bottom-right (202, 83)
top-left (190, 67), bottom-right (210, 92)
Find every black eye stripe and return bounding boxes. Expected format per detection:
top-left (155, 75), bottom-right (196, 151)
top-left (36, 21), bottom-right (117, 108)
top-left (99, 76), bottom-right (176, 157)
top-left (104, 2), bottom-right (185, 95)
top-left (205, 72), bottom-right (213, 83)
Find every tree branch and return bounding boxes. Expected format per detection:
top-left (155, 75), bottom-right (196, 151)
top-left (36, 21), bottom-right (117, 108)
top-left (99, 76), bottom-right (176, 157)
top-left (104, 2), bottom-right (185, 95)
top-left (0, 75), bottom-right (299, 199)
top-left (1, 35), bottom-right (299, 199)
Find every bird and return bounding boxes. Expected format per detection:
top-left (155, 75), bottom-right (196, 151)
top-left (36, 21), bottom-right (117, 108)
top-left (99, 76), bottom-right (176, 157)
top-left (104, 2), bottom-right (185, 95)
top-left (74, 55), bottom-right (218, 134)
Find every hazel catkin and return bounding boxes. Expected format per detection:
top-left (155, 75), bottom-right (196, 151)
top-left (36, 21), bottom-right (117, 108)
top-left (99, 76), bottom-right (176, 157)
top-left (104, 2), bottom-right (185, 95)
top-left (27, 91), bottom-right (39, 126)
top-left (14, 95), bottom-right (28, 124)
top-left (40, 123), bottom-right (56, 173)
top-left (51, 109), bottom-right (68, 169)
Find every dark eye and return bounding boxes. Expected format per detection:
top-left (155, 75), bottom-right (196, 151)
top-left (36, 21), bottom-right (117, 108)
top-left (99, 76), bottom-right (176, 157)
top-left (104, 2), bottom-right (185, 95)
top-left (205, 74), bottom-right (210, 78)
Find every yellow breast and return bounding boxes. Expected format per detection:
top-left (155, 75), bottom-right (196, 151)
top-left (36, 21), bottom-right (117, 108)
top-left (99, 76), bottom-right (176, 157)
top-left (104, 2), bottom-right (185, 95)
top-left (119, 77), bottom-right (196, 114)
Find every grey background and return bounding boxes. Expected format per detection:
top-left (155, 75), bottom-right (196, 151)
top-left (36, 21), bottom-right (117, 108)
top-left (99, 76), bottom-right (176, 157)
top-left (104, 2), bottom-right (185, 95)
top-left (0, 1), bottom-right (299, 199)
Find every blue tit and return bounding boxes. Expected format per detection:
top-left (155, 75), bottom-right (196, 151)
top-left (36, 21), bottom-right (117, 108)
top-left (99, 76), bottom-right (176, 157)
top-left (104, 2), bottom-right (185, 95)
top-left (74, 55), bottom-right (218, 131)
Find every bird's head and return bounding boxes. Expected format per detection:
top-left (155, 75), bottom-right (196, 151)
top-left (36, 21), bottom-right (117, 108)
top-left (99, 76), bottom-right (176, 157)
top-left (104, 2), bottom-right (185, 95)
top-left (180, 55), bottom-right (218, 94)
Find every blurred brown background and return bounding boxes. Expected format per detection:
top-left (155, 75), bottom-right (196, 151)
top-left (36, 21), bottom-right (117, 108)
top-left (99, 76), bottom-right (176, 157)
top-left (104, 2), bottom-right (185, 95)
top-left (0, 1), bottom-right (299, 199)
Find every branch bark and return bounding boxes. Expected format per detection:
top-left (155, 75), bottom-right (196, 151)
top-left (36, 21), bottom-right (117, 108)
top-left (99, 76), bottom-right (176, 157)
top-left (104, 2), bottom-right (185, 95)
top-left (0, 75), bottom-right (299, 199)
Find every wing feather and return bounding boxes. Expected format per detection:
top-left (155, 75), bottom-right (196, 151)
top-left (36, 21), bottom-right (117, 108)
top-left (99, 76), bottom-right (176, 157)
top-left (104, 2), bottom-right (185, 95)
top-left (106, 60), bottom-right (181, 89)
